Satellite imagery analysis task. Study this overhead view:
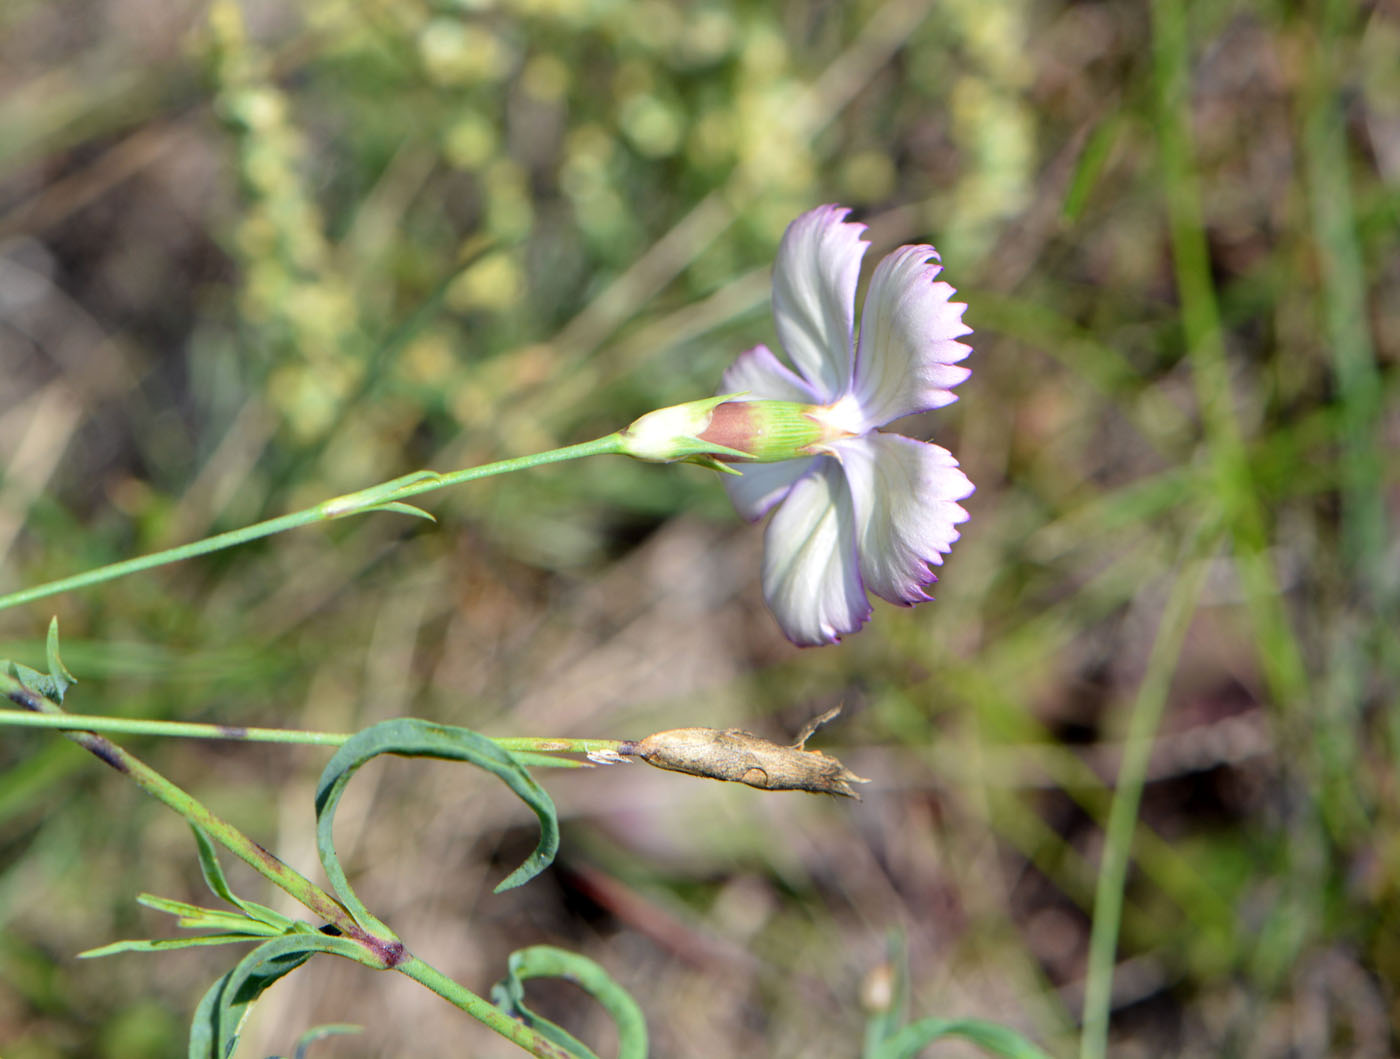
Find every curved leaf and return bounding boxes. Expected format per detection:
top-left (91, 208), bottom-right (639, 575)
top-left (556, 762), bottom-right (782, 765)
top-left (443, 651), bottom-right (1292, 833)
top-left (876, 1018), bottom-right (1055, 1059)
top-left (315, 718), bottom-right (559, 931)
top-left (491, 945), bottom-right (648, 1059)
top-left (188, 932), bottom-right (376, 1059)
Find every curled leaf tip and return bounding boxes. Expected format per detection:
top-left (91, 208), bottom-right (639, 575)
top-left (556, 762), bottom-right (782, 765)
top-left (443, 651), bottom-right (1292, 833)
top-left (633, 708), bottom-right (868, 799)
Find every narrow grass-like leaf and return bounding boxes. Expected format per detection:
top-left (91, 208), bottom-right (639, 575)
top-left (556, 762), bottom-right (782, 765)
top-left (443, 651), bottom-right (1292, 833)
top-left (315, 718), bottom-right (559, 933)
top-left (361, 501), bottom-right (436, 522)
top-left (192, 825), bottom-right (244, 906)
top-left (876, 1018), bottom-right (1054, 1059)
top-left (79, 934), bottom-right (268, 959)
top-left (138, 893), bottom-right (230, 918)
top-left (1080, 520), bottom-right (1218, 1058)
top-left (134, 894), bottom-right (286, 937)
top-left (1061, 115), bottom-right (1122, 222)
top-left (491, 945), bottom-right (648, 1059)
top-left (81, 890), bottom-right (296, 961)
top-left (44, 618), bottom-right (77, 701)
top-left (1301, 0), bottom-right (1385, 576)
top-left (188, 932), bottom-right (378, 1059)
top-left (317, 471), bottom-right (443, 520)
top-left (190, 826), bottom-right (293, 931)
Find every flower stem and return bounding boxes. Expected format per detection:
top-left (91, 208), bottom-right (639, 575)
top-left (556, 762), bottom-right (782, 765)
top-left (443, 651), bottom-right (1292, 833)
top-left (0, 709), bottom-right (628, 762)
top-left (0, 433), bottom-right (627, 614)
top-left (396, 955), bottom-right (573, 1058)
top-left (0, 711), bottom-right (351, 745)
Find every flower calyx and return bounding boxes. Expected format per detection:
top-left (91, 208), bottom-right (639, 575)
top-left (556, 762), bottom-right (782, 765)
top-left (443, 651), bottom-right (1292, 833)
top-left (619, 395), bottom-right (840, 472)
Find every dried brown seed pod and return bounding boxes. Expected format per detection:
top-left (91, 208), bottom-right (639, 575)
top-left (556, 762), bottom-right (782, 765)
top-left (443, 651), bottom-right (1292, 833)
top-left (629, 707), bottom-right (869, 799)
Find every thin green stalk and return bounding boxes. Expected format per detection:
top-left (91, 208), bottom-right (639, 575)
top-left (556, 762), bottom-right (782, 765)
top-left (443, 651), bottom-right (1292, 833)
top-left (1294, 0), bottom-right (1383, 856)
top-left (1154, 0), bottom-right (1373, 856)
top-left (493, 736), bottom-right (629, 759)
top-left (0, 434), bottom-right (626, 614)
top-left (1149, 0), bottom-right (1310, 714)
top-left (0, 711), bottom-right (351, 746)
top-left (1079, 521), bottom-right (1219, 1059)
top-left (1, 675), bottom-right (381, 951)
top-left (1301, 0), bottom-right (1385, 580)
top-left (0, 709), bottom-right (628, 762)
top-left (397, 955), bottom-right (576, 1059)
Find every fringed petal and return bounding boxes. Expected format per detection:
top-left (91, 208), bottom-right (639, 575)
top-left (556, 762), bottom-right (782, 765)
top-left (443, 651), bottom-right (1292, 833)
top-left (852, 245), bottom-right (971, 426)
top-left (770, 205), bottom-right (868, 403)
top-left (834, 433), bottom-right (973, 606)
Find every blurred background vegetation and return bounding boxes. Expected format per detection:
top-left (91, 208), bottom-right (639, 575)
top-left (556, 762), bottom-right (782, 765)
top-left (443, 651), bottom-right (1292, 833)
top-left (1, 0), bottom-right (1397, 1055)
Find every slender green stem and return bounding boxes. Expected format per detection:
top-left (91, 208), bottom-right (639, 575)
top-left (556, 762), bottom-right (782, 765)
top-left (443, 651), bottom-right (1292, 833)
top-left (0, 507), bottom-right (324, 613)
top-left (1151, 0), bottom-right (1347, 943)
top-left (0, 434), bottom-right (626, 614)
top-left (1149, 0), bottom-right (1309, 711)
top-left (0, 675), bottom-right (376, 947)
top-left (1079, 520), bottom-right (1218, 1059)
top-left (1301, 0), bottom-right (1384, 580)
top-left (0, 709), bottom-right (629, 762)
top-left (397, 955), bottom-right (576, 1059)
top-left (423, 433), bottom-right (625, 491)
top-left (492, 736), bottom-right (629, 759)
top-left (0, 711), bottom-right (351, 745)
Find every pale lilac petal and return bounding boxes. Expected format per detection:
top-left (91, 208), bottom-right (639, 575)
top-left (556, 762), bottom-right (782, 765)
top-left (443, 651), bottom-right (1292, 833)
top-left (723, 455), bottom-right (818, 523)
top-left (770, 205), bottom-right (868, 403)
top-left (760, 458), bottom-right (870, 645)
top-left (832, 433), bottom-right (973, 606)
top-left (852, 244), bottom-right (972, 427)
top-left (720, 343), bottom-right (823, 404)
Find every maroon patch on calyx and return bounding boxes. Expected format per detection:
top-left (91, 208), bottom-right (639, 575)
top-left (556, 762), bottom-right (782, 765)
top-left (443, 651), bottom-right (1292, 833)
top-left (696, 401), bottom-right (757, 459)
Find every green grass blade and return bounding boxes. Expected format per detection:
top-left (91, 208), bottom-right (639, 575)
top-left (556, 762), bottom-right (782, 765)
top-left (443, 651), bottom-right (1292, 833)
top-left (1079, 517), bottom-right (1220, 1059)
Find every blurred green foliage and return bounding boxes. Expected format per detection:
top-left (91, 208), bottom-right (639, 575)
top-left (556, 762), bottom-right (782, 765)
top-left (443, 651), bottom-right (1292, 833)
top-left (1, 0), bottom-right (1397, 1055)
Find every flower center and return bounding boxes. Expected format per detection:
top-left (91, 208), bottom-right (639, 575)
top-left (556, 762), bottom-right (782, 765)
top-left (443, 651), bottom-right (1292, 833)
top-left (807, 394), bottom-right (866, 440)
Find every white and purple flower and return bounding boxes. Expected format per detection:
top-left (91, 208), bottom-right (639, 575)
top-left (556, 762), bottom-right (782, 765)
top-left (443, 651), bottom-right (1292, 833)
top-left (718, 205), bottom-right (975, 646)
